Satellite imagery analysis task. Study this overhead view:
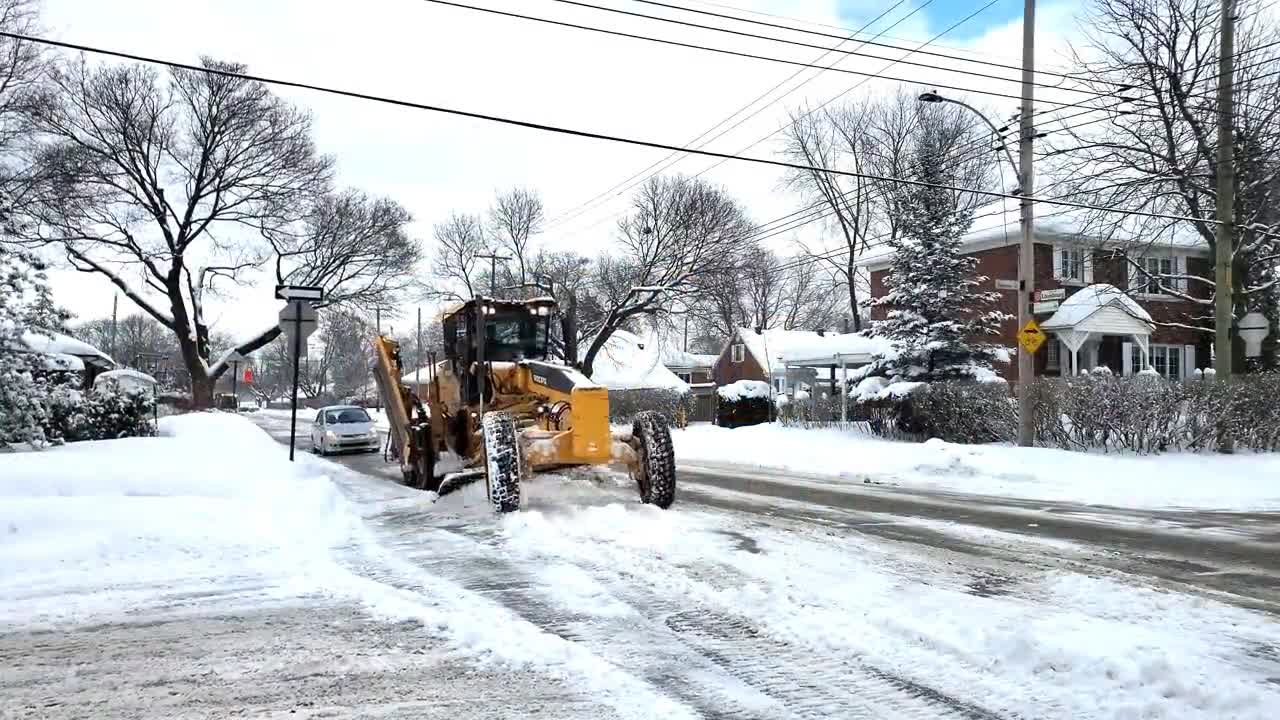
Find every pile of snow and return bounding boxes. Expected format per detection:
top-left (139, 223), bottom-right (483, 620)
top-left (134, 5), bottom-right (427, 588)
top-left (672, 424), bottom-right (1280, 511)
top-left (0, 412), bottom-right (360, 625)
top-left (716, 379), bottom-right (771, 401)
top-left (588, 329), bottom-right (689, 392)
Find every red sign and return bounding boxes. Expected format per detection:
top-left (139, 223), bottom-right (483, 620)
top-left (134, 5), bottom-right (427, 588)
top-left (243, 367), bottom-right (254, 383)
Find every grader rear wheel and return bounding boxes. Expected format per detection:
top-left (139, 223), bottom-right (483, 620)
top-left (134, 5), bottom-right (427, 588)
top-left (481, 412), bottom-right (522, 513)
top-left (630, 411), bottom-right (676, 509)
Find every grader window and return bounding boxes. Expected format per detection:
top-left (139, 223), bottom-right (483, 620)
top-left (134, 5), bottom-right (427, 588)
top-left (485, 311), bottom-right (549, 361)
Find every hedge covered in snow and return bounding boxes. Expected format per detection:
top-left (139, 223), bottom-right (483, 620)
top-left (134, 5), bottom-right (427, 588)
top-left (857, 380), bottom-right (1016, 443)
top-left (716, 380), bottom-right (771, 428)
top-left (608, 387), bottom-right (691, 426)
top-left (42, 383), bottom-right (156, 444)
top-left (1031, 372), bottom-right (1280, 453)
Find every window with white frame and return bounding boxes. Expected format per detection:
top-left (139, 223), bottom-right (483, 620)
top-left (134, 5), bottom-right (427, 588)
top-left (1131, 255), bottom-right (1186, 295)
top-left (1045, 339), bottom-right (1060, 370)
top-left (731, 343), bottom-right (745, 363)
top-left (1130, 344), bottom-right (1183, 380)
top-left (1058, 247), bottom-right (1086, 282)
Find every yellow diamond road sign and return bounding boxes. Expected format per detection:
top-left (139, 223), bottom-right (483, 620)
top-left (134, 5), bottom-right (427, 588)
top-left (1018, 319), bottom-right (1046, 354)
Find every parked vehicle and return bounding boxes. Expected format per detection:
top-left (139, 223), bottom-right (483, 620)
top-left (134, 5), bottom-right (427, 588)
top-left (310, 405), bottom-right (380, 455)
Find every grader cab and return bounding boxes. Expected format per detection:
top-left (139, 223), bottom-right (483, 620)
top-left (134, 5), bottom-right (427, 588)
top-left (370, 297), bottom-right (676, 512)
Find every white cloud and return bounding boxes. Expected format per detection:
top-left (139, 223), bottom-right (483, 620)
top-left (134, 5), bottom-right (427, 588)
top-left (38, 0), bottom-right (1086, 341)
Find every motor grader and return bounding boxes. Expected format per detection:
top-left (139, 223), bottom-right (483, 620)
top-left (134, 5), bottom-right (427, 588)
top-left (369, 296), bottom-right (676, 513)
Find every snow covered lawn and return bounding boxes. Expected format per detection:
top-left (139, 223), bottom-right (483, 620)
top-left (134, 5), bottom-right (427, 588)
top-left (672, 424), bottom-right (1280, 511)
top-left (0, 412), bottom-right (360, 626)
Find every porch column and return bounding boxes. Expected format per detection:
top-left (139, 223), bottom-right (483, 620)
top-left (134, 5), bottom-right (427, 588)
top-left (1057, 329), bottom-right (1092, 377)
top-left (1131, 333), bottom-right (1150, 371)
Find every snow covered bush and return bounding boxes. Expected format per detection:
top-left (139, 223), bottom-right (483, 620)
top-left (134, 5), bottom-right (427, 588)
top-left (607, 387), bottom-right (691, 426)
top-left (857, 381), bottom-right (1014, 443)
top-left (857, 121), bottom-right (1010, 385)
top-left (716, 380), bottom-right (771, 428)
top-left (42, 381), bottom-right (156, 443)
top-left (1030, 373), bottom-right (1280, 453)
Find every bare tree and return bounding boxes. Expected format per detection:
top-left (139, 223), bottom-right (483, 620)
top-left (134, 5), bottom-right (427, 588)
top-left (0, 0), bottom-right (44, 218)
top-left (18, 57), bottom-right (342, 405)
top-left (782, 89), bottom-right (997, 330)
top-left (578, 175), bottom-right (753, 377)
top-left (489, 188), bottom-right (544, 287)
top-left (1054, 0), bottom-right (1280, 366)
top-left (430, 211), bottom-right (486, 300)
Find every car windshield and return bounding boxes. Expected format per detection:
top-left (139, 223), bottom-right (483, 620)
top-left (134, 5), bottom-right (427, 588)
top-left (326, 408), bottom-right (370, 424)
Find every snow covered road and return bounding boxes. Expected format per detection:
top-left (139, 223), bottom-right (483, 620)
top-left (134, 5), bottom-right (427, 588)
top-left (5, 411), bottom-right (1280, 718)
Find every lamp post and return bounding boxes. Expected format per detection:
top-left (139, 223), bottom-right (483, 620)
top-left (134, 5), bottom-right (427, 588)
top-left (920, 81), bottom-right (1037, 447)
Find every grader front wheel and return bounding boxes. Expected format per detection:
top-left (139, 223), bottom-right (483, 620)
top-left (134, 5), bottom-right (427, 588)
top-left (481, 412), bottom-right (523, 513)
top-left (630, 411), bottom-right (676, 509)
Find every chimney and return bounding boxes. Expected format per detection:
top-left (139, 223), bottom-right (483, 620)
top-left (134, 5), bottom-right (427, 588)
top-left (842, 317), bottom-right (851, 333)
top-left (754, 326), bottom-right (762, 335)
top-left (815, 327), bottom-right (825, 337)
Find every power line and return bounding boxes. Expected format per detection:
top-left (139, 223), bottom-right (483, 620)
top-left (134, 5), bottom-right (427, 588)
top-left (548, 0), bottom-right (1123, 100)
top-left (0, 30), bottom-right (1227, 227)
top-left (633, 0), bottom-right (1115, 87)
top-left (543, 0), bottom-right (924, 232)
top-left (557, 0), bottom-right (1005, 238)
top-left (419, 0), bottom-right (1138, 114)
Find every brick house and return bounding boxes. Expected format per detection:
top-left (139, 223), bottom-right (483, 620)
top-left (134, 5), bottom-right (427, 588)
top-left (858, 215), bottom-right (1212, 381)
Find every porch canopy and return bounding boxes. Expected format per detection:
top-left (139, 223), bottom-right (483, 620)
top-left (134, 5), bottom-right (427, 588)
top-left (1041, 284), bottom-right (1153, 375)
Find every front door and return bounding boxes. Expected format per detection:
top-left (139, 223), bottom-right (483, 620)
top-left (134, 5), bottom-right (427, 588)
top-left (1097, 335), bottom-right (1124, 375)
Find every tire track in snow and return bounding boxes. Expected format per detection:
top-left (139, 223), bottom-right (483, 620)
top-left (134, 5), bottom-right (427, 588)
top-left (427, 510), bottom-right (1012, 719)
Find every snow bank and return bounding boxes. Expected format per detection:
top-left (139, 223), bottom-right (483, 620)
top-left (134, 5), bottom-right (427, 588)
top-left (716, 379), bottom-right (771, 401)
top-left (0, 412), bottom-right (360, 625)
top-left (672, 424), bottom-right (1280, 511)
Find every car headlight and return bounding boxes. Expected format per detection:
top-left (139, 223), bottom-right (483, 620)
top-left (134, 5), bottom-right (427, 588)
top-left (325, 431), bottom-right (337, 442)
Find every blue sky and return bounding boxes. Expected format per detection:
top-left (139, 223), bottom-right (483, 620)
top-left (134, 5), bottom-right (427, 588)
top-left (839, 0), bottom-right (1023, 41)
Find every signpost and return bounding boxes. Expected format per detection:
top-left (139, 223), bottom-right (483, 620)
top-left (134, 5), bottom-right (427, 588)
top-left (1032, 301), bottom-right (1060, 314)
top-left (994, 279), bottom-right (1020, 291)
top-left (226, 350), bottom-right (247, 405)
top-left (277, 285), bottom-right (322, 461)
top-left (1017, 319), bottom-right (1046, 355)
top-left (1036, 288), bottom-right (1066, 302)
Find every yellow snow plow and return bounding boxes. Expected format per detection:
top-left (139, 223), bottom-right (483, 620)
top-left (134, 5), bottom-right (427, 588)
top-left (370, 297), bottom-right (676, 512)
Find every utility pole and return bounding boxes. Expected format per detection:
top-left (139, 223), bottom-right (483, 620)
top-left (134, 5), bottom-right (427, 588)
top-left (477, 252), bottom-right (512, 297)
top-left (110, 294), bottom-right (118, 362)
top-left (1016, 0), bottom-right (1037, 447)
top-left (1215, 0), bottom-right (1236, 378)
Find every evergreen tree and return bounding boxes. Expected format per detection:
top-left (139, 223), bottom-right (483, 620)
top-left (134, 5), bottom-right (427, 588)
top-left (864, 127), bottom-right (1009, 382)
top-left (0, 246), bottom-right (70, 445)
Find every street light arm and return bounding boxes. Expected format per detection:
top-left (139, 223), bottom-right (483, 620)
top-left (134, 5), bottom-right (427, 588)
top-left (920, 93), bottom-right (1019, 179)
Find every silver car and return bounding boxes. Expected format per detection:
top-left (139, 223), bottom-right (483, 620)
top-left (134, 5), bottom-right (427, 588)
top-left (310, 405), bottom-right (380, 455)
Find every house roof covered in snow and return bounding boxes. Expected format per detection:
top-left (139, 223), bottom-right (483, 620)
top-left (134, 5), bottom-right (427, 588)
top-left (1042, 284), bottom-right (1154, 330)
top-left (732, 328), bottom-right (890, 369)
top-left (589, 329), bottom-right (690, 392)
top-left (855, 198), bottom-right (1210, 270)
top-left (21, 329), bottom-right (114, 368)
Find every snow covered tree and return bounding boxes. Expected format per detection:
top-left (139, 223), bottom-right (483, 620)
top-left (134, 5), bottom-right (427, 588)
top-left (0, 245), bottom-right (69, 445)
top-left (863, 121), bottom-right (1008, 382)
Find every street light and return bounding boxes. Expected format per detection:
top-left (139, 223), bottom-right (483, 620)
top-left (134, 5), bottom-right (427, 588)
top-left (919, 89), bottom-right (1037, 447)
top-left (918, 92), bottom-right (1018, 178)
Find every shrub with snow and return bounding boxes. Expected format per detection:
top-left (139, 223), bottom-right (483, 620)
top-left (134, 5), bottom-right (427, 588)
top-left (1031, 373), bottom-right (1280, 453)
top-left (43, 380), bottom-right (156, 444)
top-left (608, 387), bottom-right (691, 426)
top-left (716, 380), bottom-right (772, 428)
